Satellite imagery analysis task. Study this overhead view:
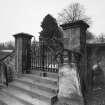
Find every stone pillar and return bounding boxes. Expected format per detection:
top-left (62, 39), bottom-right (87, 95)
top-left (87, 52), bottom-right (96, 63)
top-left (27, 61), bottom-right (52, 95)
top-left (13, 33), bottom-right (33, 76)
top-left (59, 21), bottom-right (89, 104)
top-left (61, 21), bottom-right (89, 91)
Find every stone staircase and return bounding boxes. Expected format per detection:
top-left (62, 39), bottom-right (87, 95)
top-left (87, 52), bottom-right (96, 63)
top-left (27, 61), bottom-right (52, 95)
top-left (0, 72), bottom-right (58, 105)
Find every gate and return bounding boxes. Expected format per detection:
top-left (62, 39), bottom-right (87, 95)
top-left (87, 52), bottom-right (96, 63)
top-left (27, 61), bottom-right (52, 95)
top-left (31, 40), bottom-right (58, 73)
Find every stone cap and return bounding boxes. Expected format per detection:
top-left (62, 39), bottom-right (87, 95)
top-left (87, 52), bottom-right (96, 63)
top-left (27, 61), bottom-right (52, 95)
top-left (13, 32), bottom-right (33, 39)
top-left (60, 20), bottom-right (89, 30)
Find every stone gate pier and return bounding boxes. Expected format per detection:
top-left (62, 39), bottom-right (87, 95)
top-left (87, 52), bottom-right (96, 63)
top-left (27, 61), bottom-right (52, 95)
top-left (13, 33), bottom-right (33, 76)
top-left (57, 21), bottom-right (89, 105)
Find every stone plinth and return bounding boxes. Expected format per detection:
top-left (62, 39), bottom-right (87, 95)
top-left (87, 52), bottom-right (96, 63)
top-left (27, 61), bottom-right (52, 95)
top-left (58, 64), bottom-right (84, 105)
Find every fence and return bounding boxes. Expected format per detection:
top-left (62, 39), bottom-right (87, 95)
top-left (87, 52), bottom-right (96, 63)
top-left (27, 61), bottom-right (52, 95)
top-left (31, 40), bottom-right (58, 73)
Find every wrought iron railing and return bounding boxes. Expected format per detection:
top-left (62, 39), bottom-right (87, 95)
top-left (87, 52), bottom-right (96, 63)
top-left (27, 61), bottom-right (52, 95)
top-left (31, 41), bottom-right (58, 73)
top-left (0, 51), bottom-right (15, 87)
top-left (0, 61), bottom-right (8, 86)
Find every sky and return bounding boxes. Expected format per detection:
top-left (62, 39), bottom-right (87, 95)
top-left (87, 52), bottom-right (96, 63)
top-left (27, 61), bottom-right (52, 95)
top-left (0, 0), bottom-right (105, 42)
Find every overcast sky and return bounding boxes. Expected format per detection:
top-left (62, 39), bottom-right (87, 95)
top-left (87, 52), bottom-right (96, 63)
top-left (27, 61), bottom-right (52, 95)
top-left (0, 0), bottom-right (105, 42)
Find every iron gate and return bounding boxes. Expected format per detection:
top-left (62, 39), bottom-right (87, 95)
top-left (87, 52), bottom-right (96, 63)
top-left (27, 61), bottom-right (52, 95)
top-left (31, 40), bottom-right (58, 73)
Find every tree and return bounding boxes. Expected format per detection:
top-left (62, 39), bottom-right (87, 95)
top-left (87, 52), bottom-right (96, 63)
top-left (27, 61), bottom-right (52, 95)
top-left (0, 41), bottom-right (14, 50)
top-left (96, 33), bottom-right (105, 43)
top-left (57, 3), bottom-right (91, 25)
top-left (0, 43), bottom-right (5, 50)
top-left (40, 14), bottom-right (64, 56)
top-left (5, 41), bottom-right (15, 50)
top-left (86, 31), bottom-right (95, 40)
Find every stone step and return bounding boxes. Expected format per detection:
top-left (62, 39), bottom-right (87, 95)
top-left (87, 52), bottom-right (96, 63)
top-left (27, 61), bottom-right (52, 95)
top-left (0, 100), bottom-right (8, 105)
top-left (1, 89), bottom-right (33, 105)
top-left (0, 91), bottom-right (26, 105)
top-left (1, 87), bottom-right (49, 105)
top-left (9, 81), bottom-right (57, 105)
top-left (46, 72), bottom-right (58, 79)
top-left (15, 77), bottom-right (58, 94)
top-left (22, 74), bottom-right (58, 86)
top-left (30, 70), bottom-right (58, 79)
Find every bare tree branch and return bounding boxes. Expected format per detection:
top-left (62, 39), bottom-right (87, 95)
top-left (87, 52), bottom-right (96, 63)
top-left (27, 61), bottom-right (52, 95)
top-left (57, 2), bottom-right (91, 24)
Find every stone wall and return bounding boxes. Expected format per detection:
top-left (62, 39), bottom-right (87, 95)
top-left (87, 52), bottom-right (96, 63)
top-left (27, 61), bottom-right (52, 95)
top-left (87, 43), bottom-right (105, 88)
